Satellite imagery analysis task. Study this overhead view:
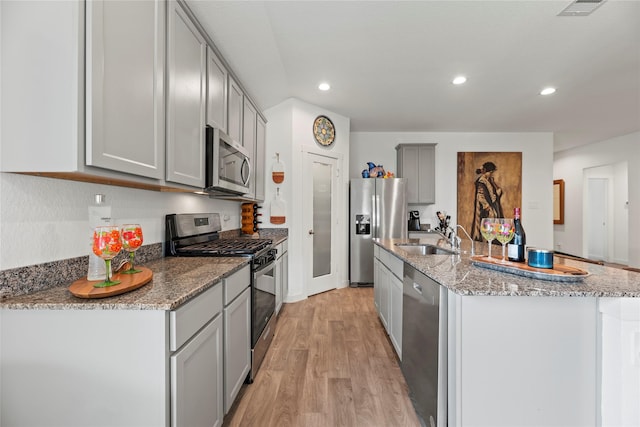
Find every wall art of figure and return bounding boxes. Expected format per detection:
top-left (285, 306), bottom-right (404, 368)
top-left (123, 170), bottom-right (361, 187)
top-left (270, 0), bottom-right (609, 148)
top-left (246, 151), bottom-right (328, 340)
top-left (457, 152), bottom-right (522, 242)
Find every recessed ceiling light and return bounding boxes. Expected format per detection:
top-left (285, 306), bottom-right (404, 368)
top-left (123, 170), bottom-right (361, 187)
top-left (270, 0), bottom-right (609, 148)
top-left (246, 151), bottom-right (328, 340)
top-left (540, 87), bottom-right (557, 96)
top-left (318, 82), bottom-right (330, 91)
top-left (452, 76), bottom-right (467, 85)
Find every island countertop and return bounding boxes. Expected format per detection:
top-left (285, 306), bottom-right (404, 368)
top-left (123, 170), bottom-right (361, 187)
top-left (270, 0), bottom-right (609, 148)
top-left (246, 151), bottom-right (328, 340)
top-left (0, 256), bottom-right (248, 310)
top-left (374, 237), bottom-right (640, 297)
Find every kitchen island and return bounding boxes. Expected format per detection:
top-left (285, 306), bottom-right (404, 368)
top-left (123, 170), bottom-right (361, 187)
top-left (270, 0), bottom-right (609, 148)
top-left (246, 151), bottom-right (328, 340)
top-left (377, 237), bottom-right (640, 298)
top-left (0, 256), bottom-right (248, 427)
top-left (375, 236), bottom-right (640, 427)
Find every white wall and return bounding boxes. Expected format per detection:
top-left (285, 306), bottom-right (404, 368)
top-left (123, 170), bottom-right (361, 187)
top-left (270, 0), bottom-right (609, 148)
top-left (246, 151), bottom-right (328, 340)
top-left (554, 131), bottom-right (639, 268)
top-left (0, 173), bottom-right (242, 270)
top-left (350, 132), bottom-right (555, 249)
top-left (264, 98), bottom-right (350, 302)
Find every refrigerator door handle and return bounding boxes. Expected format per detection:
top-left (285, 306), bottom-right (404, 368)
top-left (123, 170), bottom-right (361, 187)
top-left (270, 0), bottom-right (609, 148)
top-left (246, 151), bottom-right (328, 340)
top-left (373, 194), bottom-right (380, 238)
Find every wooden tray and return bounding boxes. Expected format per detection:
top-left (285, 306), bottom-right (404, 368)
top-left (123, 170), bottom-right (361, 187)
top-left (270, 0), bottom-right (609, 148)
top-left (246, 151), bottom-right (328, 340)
top-left (470, 255), bottom-right (590, 283)
top-left (69, 267), bottom-right (153, 299)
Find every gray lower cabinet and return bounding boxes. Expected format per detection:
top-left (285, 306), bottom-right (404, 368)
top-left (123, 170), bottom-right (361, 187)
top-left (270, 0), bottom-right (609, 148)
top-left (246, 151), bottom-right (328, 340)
top-left (396, 143), bottom-right (437, 204)
top-left (275, 240), bottom-right (288, 314)
top-left (171, 313), bottom-right (224, 427)
top-left (0, 281), bottom-right (225, 426)
top-left (389, 271), bottom-right (403, 358)
top-left (374, 256), bottom-right (381, 313)
top-left (85, 0), bottom-right (165, 179)
top-left (376, 258), bottom-right (390, 331)
top-left (223, 265), bottom-right (251, 414)
top-left (166, 0), bottom-right (206, 187)
top-left (373, 245), bottom-right (403, 358)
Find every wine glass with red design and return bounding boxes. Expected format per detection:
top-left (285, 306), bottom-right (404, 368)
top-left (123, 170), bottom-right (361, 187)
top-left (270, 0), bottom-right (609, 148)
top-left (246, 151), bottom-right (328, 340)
top-left (120, 224), bottom-right (143, 274)
top-left (92, 226), bottom-right (122, 287)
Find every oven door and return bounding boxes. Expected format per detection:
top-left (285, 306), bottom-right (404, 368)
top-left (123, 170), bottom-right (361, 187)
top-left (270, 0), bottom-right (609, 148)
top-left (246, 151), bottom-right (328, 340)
top-left (252, 259), bottom-right (276, 346)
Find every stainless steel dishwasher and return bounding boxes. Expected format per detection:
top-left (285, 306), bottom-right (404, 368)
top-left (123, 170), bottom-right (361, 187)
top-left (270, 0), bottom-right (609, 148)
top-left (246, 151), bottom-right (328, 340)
top-left (402, 263), bottom-right (447, 427)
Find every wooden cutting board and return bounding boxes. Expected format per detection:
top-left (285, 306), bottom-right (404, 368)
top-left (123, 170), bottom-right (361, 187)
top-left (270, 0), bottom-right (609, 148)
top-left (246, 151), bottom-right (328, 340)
top-left (69, 267), bottom-right (153, 298)
top-left (471, 255), bottom-right (589, 282)
top-left (270, 190), bottom-right (286, 224)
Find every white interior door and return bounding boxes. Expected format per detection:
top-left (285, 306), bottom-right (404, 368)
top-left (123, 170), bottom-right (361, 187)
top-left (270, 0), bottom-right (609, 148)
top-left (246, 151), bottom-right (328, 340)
top-left (303, 151), bottom-right (339, 296)
top-left (587, 177), bottom-right (608, 261)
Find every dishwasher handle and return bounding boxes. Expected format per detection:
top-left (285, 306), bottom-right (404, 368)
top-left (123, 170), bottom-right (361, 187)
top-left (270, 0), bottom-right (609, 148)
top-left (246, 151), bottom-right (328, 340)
top-left (413, 282), bottom-right (423, 295)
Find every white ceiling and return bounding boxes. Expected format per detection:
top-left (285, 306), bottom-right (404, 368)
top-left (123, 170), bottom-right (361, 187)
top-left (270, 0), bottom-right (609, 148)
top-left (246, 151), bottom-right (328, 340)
top-left (186, 0), bottom-right (640, 152)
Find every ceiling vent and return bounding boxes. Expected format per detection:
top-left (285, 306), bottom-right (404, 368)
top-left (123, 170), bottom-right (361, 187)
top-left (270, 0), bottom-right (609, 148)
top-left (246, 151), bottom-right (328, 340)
top-left (558, 0), bottom-right (606, 16)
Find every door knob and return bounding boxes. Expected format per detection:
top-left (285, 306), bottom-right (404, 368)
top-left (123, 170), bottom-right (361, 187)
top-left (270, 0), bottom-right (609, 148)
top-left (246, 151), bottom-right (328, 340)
top-left (308, 229), bottom-right (314, 235)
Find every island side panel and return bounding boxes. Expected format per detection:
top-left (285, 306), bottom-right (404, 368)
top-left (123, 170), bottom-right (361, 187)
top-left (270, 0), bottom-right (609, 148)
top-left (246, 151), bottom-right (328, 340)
top-left (1, 309), bottom-right (169, 426)
top-left (453, 295), bottom-right (597, 427)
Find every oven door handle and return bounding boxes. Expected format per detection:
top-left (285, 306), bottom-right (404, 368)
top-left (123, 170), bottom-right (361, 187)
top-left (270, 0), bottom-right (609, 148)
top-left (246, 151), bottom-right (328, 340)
top-left (254, 260), bottom-right (275, 279)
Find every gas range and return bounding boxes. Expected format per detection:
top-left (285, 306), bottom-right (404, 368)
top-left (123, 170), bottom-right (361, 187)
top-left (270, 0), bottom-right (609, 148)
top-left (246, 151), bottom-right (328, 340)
top-left (165, 213), bottom-right (277, 383)
top-left (166, 213), bottom-right (273, 259)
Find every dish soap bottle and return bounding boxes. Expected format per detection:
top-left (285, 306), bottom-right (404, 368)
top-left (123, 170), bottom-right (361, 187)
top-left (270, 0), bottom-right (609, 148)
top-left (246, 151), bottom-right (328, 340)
top-left (87, 194), bottom-right (112, 280)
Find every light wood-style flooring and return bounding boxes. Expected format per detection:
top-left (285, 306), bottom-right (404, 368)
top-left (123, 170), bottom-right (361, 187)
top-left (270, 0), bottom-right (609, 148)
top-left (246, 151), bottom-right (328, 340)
top-left (223, 287), bottom-right (421, 427)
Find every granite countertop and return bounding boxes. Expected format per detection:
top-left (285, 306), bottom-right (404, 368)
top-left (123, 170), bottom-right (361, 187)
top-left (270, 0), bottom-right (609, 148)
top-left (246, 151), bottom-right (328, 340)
top-left (232, 229), bottom-right (288, 246)
top-left (0, 257), bottom-right (248, 311)
top-left (375, 237), bottom-right (640, 297)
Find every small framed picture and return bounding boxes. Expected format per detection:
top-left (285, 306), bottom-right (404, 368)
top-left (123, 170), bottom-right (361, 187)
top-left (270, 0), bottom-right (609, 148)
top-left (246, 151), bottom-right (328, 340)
top-left (553, 179), bottom-right (565, 224)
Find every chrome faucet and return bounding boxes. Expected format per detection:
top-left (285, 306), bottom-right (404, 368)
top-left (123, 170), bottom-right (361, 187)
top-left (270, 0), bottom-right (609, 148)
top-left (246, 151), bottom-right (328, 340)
top-left (452, 224), bottom-right (475, 256)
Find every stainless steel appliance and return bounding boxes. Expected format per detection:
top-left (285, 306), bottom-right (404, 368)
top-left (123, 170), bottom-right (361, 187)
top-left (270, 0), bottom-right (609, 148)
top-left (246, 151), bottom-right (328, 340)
top-left (165, 213), bottom-right (276, 382)
top-left (402, 263), bottom-right (447, 427)
top-left (409, 210), bottom-right (421, 231)
top-left (205, 126), bottom-right (251, 196)
top-left (349, 178), bottom-right (408, 285)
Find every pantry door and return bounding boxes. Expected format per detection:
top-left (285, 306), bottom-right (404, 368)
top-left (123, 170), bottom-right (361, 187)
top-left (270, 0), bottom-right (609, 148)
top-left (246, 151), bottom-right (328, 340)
top-left (302, 150), bottom-right (339, 296)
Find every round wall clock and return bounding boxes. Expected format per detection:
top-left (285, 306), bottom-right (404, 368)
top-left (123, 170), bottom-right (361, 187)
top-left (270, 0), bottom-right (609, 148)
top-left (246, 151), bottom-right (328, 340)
top-left (313, 115), bottom-right (336, 147)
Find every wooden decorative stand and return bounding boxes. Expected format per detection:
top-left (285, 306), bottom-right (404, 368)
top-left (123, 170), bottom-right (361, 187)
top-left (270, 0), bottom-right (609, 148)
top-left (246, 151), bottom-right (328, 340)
top-left (471, 255), bottom-right (590, 282)
top-left (69, 267), bottom-right (153, 298)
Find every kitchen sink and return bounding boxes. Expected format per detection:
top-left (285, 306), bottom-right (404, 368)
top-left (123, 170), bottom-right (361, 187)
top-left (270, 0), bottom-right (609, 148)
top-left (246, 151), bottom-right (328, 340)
top-left (395, 243), bottom-right (456, 256)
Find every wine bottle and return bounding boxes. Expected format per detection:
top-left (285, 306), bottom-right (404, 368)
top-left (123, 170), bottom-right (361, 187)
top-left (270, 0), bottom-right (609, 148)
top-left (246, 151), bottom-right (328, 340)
top-left (507, 207), bottom-right (526, 262)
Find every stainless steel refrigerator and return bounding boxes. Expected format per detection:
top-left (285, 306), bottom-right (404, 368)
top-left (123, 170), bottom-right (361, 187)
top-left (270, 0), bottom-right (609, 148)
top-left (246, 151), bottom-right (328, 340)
top-left (350, 178), bottom-right (408, 285)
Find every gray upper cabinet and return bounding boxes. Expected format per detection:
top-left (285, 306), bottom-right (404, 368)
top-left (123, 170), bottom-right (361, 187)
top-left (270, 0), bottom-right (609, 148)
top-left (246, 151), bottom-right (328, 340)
top-left (206, 47), bottom-right (228, 133)
top-left (2, 0), bottom-right (267, 197)
top-left (255, 116), bottom-right (266, 202)
top-left (166, 0), bottom-right (206, 188)
top-left (396, 143), bottom-right (437, 204)
top-left (85, 0), bottom-right (165, 179)
top-left (228, 76), bottom-right (244, 145)
top-left (243, 99), bottom-right (257, 198)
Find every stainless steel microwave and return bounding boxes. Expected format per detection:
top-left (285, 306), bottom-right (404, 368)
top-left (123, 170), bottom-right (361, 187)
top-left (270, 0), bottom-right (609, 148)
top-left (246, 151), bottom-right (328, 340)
top-left (205, 126), bottom-right (251, 195)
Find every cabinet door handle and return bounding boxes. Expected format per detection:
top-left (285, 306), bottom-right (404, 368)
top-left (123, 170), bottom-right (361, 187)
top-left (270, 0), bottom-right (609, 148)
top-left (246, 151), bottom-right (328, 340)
top-left (308, 229), bottom-right (314, 235)
top-left (413, 283), bottom-right (423, 294)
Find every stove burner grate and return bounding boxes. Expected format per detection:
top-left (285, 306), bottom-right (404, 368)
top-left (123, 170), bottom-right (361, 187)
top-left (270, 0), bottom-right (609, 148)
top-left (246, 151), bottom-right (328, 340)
top-left (177, 238), bottom-right (272, 255)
